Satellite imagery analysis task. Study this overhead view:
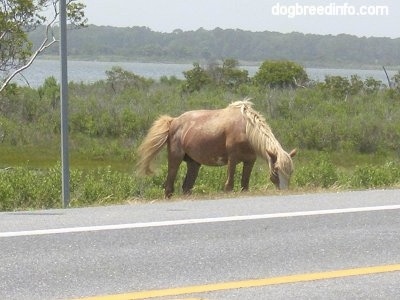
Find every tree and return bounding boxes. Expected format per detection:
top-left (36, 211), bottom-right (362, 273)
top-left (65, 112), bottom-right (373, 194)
top-left (253, 60), bottom-right (308, 89)
top-left (0, 0), bottom-right (86, 92)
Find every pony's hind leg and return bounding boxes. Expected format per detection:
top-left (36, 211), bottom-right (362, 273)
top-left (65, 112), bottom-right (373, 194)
top-left (164, 154), bottom-right (184, 198)
top-left (182, 159), bottom-right (201, 195)
top-left (164, 163), bottom-right (179, 198)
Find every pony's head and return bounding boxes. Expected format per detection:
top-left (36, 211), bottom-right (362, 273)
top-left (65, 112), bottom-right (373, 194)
top-left (267, 149), bottom-right (297, 189)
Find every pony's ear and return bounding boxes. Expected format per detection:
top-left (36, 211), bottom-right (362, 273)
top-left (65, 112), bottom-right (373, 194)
top-left (289, 149), bottom-right (297, 158)
top-left (266, 150), bottom-right (277, 164)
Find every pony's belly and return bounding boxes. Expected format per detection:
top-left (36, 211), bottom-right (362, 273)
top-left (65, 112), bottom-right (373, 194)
top-left (188, 151), bottom-right (228, 166)
top-left (182, 131), bottom-right (229, 166)
top-left (204, 155), bottom-right (228, 166)
top-left (183, 138), bottom-right (255, 166)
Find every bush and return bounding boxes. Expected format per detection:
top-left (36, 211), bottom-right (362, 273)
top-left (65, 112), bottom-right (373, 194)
top-left (322, 75), bottom-right (351, 99)
top-left (295, 154), bottom-right (339, 188)
top-left (0, 165), bottom-right (140, 210)
top-left (207, 58), bottom-right (249, 89)
top-left (182, 59), bottom-right (248, 92)
top-left (182, 63), bottom-right (211, 92)
top-left (74, 166), bottom-right (135, 205)
top-left (351, 162), bottom-right (400, 188)
top-left (364, 77), bottom-right (383, 94)
top-left (320, 75), bottom-right (383, 99)
top-left (106, 66), bottom-right (153, 93)
top-left (0, 166), bottom-right (61, 211)
top-left (38, 76), bottom-right (60, 109)
top-left (253, 60), bottom-right (308, 88)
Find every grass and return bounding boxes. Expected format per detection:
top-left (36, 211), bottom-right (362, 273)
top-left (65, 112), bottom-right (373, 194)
top-left (0, 145), bottom-right (58, 168)
top-left (1, 145), bottom-right (399, 212)
top-left (0, 139), bottom-right (136, 172)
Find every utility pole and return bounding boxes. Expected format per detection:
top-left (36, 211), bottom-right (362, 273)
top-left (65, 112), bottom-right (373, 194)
top-left (59, 0), bottom-right (70, 207)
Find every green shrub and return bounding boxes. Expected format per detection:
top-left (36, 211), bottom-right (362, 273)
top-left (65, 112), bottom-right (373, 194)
top-left (182, 59), bottom-right (249, 93)
top-left (0, 165), bottom-right (139, 210)
top-left (253, 60), bottom-right (308, 89)
top-left (207, 58), bottom-right (249, 89)
top-left (322, 75), bottom-right (350, 99)
top-left (0, 166), bottom-right (61, 211)
top-left (364, 77), bottom-right (383, 94)
top-left (182, 63), bottom-right (212, 92)
top-left (73, 166), bottom-right (135, 205)
top-left (38, 76), bottom-right (60, 109)
top-left (105, 66), bottom-right (153, 93)
top-left (351, 162), bottom-right (400, 188)
top-left (294, 154), bottom-right (339, 188)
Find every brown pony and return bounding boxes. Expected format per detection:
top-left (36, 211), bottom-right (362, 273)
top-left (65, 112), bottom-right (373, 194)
top-left (137, 100), bottom-right (296, 198)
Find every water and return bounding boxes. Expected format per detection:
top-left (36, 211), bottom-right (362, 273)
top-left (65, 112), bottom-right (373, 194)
top-left (13, 59), bottom-right (398, 88)
top-left (17, 60), bottom-right (193, 87)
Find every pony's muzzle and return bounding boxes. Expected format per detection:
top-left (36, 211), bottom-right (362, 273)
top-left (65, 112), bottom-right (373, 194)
top-left (278, 172), bottom-right (290, 189)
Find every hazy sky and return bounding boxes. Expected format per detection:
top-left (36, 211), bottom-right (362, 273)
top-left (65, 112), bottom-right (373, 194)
top-left (80, 0), bottom-right (400, 38)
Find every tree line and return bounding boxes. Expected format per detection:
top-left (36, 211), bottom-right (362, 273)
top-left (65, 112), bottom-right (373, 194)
top-left (28, 25), bottom-right (400, 67)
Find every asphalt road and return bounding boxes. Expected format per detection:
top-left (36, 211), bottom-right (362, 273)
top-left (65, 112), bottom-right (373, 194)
top-left (1, 189), bottom-right (400, 300)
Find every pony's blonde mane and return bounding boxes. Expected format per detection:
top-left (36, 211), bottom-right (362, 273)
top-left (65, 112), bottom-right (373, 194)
top-left (229, 99), bottom-right (294, 178)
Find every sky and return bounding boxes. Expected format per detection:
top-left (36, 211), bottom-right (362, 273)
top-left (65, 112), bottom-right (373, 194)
top-left (79, 0), bottom-right (400, 38)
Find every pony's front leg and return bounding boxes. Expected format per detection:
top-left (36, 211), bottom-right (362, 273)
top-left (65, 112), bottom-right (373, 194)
top-left (182, 160), bottom-right (201, 195)
top-left (224, 159), bottom-right (237, 192)
top-left (241, 160), bottom-right (255, 191)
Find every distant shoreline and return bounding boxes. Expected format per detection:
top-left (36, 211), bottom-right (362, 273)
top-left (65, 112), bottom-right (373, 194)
top-left (28, 25), bottom-right (400, 70)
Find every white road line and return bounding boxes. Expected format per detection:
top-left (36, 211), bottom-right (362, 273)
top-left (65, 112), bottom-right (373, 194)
top-left (1, 204), bottom-right (400, 238)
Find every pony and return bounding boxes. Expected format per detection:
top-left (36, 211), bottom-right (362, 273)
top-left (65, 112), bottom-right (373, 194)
top-left (136, 99), bottom-right (296, 198)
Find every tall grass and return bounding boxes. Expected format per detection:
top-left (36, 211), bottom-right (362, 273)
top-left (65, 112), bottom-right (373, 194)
top-left (1, 157), bottom-right (399, 211)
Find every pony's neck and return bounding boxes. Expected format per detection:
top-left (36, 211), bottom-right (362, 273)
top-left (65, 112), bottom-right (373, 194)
top-left (231, 99), bottom-right (294, 179)
top-left (234, 100), bottom-right (284, 159)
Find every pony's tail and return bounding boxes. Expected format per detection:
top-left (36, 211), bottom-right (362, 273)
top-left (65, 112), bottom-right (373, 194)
top-left (136, 115), bottom-right (173, 175)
